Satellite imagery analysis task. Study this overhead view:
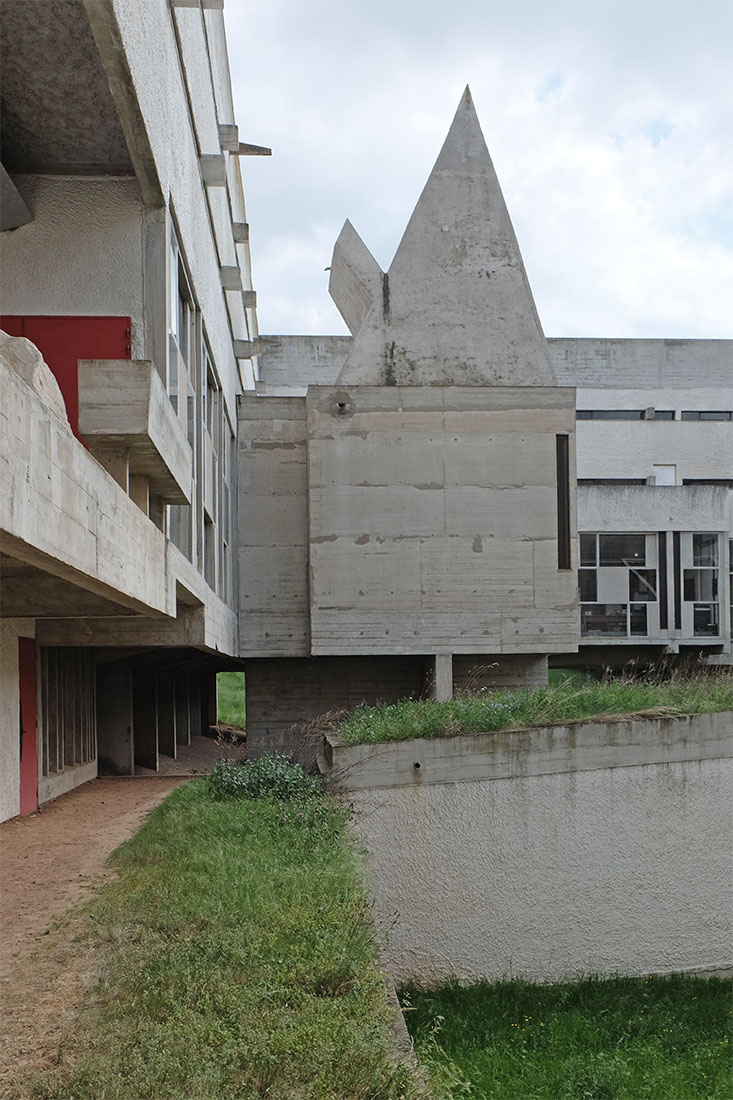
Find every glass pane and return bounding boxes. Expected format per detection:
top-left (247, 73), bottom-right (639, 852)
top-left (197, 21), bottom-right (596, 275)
top-left (683, 569), bottom-right (717, 601)
top-left (599, 534), bottom-right (646, 566)
top-left (580, 604), bottom-right (627, 636)
top-left (653, 410), bottom-right (675, 420)
top-left (630, 604), bottom-right (648, 636)
top-left (592, 410), bottom-right (644, 420)
top-left (579, 570), bottom-right (597, 602)
top-left (629, 569), bottom-right (657, 602)
top-left (694, 604), bottom-right (719, 636)
top-left (580, 533), bottom-right (596, 567)
top-left (693, 533), bottom-right (718, 566)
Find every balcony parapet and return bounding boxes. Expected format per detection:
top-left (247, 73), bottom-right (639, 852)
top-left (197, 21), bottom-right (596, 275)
top-left (78, 359), bottom-right (192, 504)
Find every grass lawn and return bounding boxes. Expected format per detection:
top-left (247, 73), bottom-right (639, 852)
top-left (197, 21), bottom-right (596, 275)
top-left (216, 670), bottom-right (246, 728)
top-left (31, 770), bottom-right (420, 1100)
top-left (403, 976), bottom-right (732, 1099)
top-left (333, 670), bottom-right (733, 746)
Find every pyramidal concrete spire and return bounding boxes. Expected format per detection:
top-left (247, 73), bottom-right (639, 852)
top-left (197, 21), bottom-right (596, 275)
top-left (336, 87), bottom-right (556, 386)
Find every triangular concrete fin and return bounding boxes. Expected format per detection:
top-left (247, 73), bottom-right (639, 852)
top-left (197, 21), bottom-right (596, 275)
top-left (328, 219), bottom-right (383, 336)
top-left (337, 88), bottom-right (556, 386)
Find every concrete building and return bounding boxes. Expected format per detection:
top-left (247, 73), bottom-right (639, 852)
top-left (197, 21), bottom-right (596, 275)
top-left (243, 94), bottom-right (732, 760)
top-left (1, 5), bottom-right (730, 821)
top-left (0, 0), bottom-right (264, 821)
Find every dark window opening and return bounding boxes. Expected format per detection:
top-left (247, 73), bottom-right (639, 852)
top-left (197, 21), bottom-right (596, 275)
top-left (599, 534), bottom-right (646, 566)
top-left (579, 570), bottom-right (597, 602)
top-left (629, 569), bottom-right (657, 602)
top-left (556, 435), bottom-right (571, 569)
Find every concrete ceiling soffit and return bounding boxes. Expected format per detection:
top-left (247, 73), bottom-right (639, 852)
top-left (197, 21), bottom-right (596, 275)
top-left (328, 219), bottom-right (383, 336)
top-left (0, 0), bottom-right (135, 178)
top-left (336, 87), bottom-right (556, 387)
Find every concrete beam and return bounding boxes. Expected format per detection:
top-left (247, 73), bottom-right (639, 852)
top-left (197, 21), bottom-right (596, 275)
top-left (242, 290), bottom-right (257, 309)
top-left (232, 221), bottom-right (249, 243)
top-left (218, 123), bottom-right (239, 151)
top-left (200, 154), bottom-right (227, 186)
top-left (232, 143), bottom-right (271, 157)
top-left (220, 266), bottom-right (242, 291)
top-left (82, 0), bottom-right (164, 206)
top-left (36, 606), bottom-right (206, 647)
top-left (233, 339), bottom-right (261, 359)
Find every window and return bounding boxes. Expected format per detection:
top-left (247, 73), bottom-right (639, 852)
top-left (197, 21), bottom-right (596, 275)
top-left (556, 435), bottom-right (571, 569)
top-left (729, 539), bottom-right (732, 635)
top-left (682, 533), bottom-right (720, 638)
top-left (167, 225), bottom-right (198, 563)
top-left (576, 409), bottom-right (676, 421)
top-left (598, 534), bottom-right (645, 566)
top-left (579, 533), bottom-right (658, 638)
top-left (576, 409), bottom-right (644, 420)
top-left (680, 410), bottom-right (732, 421)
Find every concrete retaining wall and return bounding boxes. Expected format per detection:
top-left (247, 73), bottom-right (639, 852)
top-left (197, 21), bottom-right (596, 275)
top-left (324, 711), bottom-right (733, 985)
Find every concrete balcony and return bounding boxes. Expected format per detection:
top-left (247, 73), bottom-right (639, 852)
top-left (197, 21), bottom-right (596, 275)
top-left (78, 360), bottom-right (192, 505)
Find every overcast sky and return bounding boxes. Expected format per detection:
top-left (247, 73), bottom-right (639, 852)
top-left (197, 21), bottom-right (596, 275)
top-left (226, 0), bottom-right (733, 341)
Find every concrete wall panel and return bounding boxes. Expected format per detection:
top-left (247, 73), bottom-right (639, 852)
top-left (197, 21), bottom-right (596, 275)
top-left (327, 713), bottom-right (733, 984)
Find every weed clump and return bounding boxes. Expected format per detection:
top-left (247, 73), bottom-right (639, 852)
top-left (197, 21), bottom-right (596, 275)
top-left (208, 752), bottom-right (323, 801)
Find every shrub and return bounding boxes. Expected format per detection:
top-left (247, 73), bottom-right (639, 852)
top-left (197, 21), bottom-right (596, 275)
top-left (208, 752), bottom-right (323, 801)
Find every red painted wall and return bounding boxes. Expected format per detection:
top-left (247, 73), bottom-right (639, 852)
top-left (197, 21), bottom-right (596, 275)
top-left (1, 315), bottom-right (131, 440)
top-left (18, 638), bottom-right (38, 816)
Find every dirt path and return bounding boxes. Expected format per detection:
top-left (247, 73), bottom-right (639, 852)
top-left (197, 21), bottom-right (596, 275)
top-left (0, 776), bottom-right (189, 1094)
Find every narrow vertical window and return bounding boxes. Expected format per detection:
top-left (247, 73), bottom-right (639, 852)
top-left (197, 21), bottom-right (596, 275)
top-left (556, 434), bottom-right (571, 569)
top-left (673, 531), bottom-right (682, 630)
top-left (658, 532), bottom-right (668, 630)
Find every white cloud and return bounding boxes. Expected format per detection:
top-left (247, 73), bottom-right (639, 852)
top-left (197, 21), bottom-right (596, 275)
top-left (227, 0), bottom-right (733, 338)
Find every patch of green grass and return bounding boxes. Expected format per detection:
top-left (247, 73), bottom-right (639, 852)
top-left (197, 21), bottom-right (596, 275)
top-left (548, 668), bottom-right (598, 688)
top-left (32, 777), bottom-right (421, 1100)
top-left (403, 975), bottom-right (733, 1099)
top-left (216, 670), bottom-right (245, 728)
top-left (333, 670), bottom-right (733, 746)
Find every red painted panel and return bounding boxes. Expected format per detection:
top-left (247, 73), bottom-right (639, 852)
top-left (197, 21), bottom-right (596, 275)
top-left (18, 637), bottom-right (38, 816)
top-left (0, 315), bottom-right (131, 440)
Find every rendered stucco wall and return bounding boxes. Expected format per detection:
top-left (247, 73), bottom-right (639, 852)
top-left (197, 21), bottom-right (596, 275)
top-left (0, 176), bottom-right (146, 357)
top-left (333, 714), bottom-right (733, 984)
top-left (109, 0), bottom-right (250, 418)
top-left (0, 619), bottom-right (34, 822)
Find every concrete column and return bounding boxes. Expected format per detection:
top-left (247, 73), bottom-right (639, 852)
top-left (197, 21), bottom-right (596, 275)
top-left (431, 653), bottom-right (453, 702)
top-left (90, 445), bottom-right (129, 492)
top-left (189, 675), bottom-right (201, 740)
top-left (157, 670), bottom-right (176, 759)
top-left (175, 672), bottom-right (191, 746)
top-left (128, 474), bottom-right (149, 515)
top-left (96, 662), bottom-right (134, 775)
top-left (133, 666), bottom-right (158, 770)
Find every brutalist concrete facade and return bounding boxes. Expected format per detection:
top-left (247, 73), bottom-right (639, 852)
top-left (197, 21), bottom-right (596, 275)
top-left (240, 92), bottom-right (580, 763)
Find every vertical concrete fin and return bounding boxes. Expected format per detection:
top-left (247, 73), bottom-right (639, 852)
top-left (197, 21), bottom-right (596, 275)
top-left (328, 220), bottom-right (383, 336)
top-left (336, 87), bottom-right (556, 386)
